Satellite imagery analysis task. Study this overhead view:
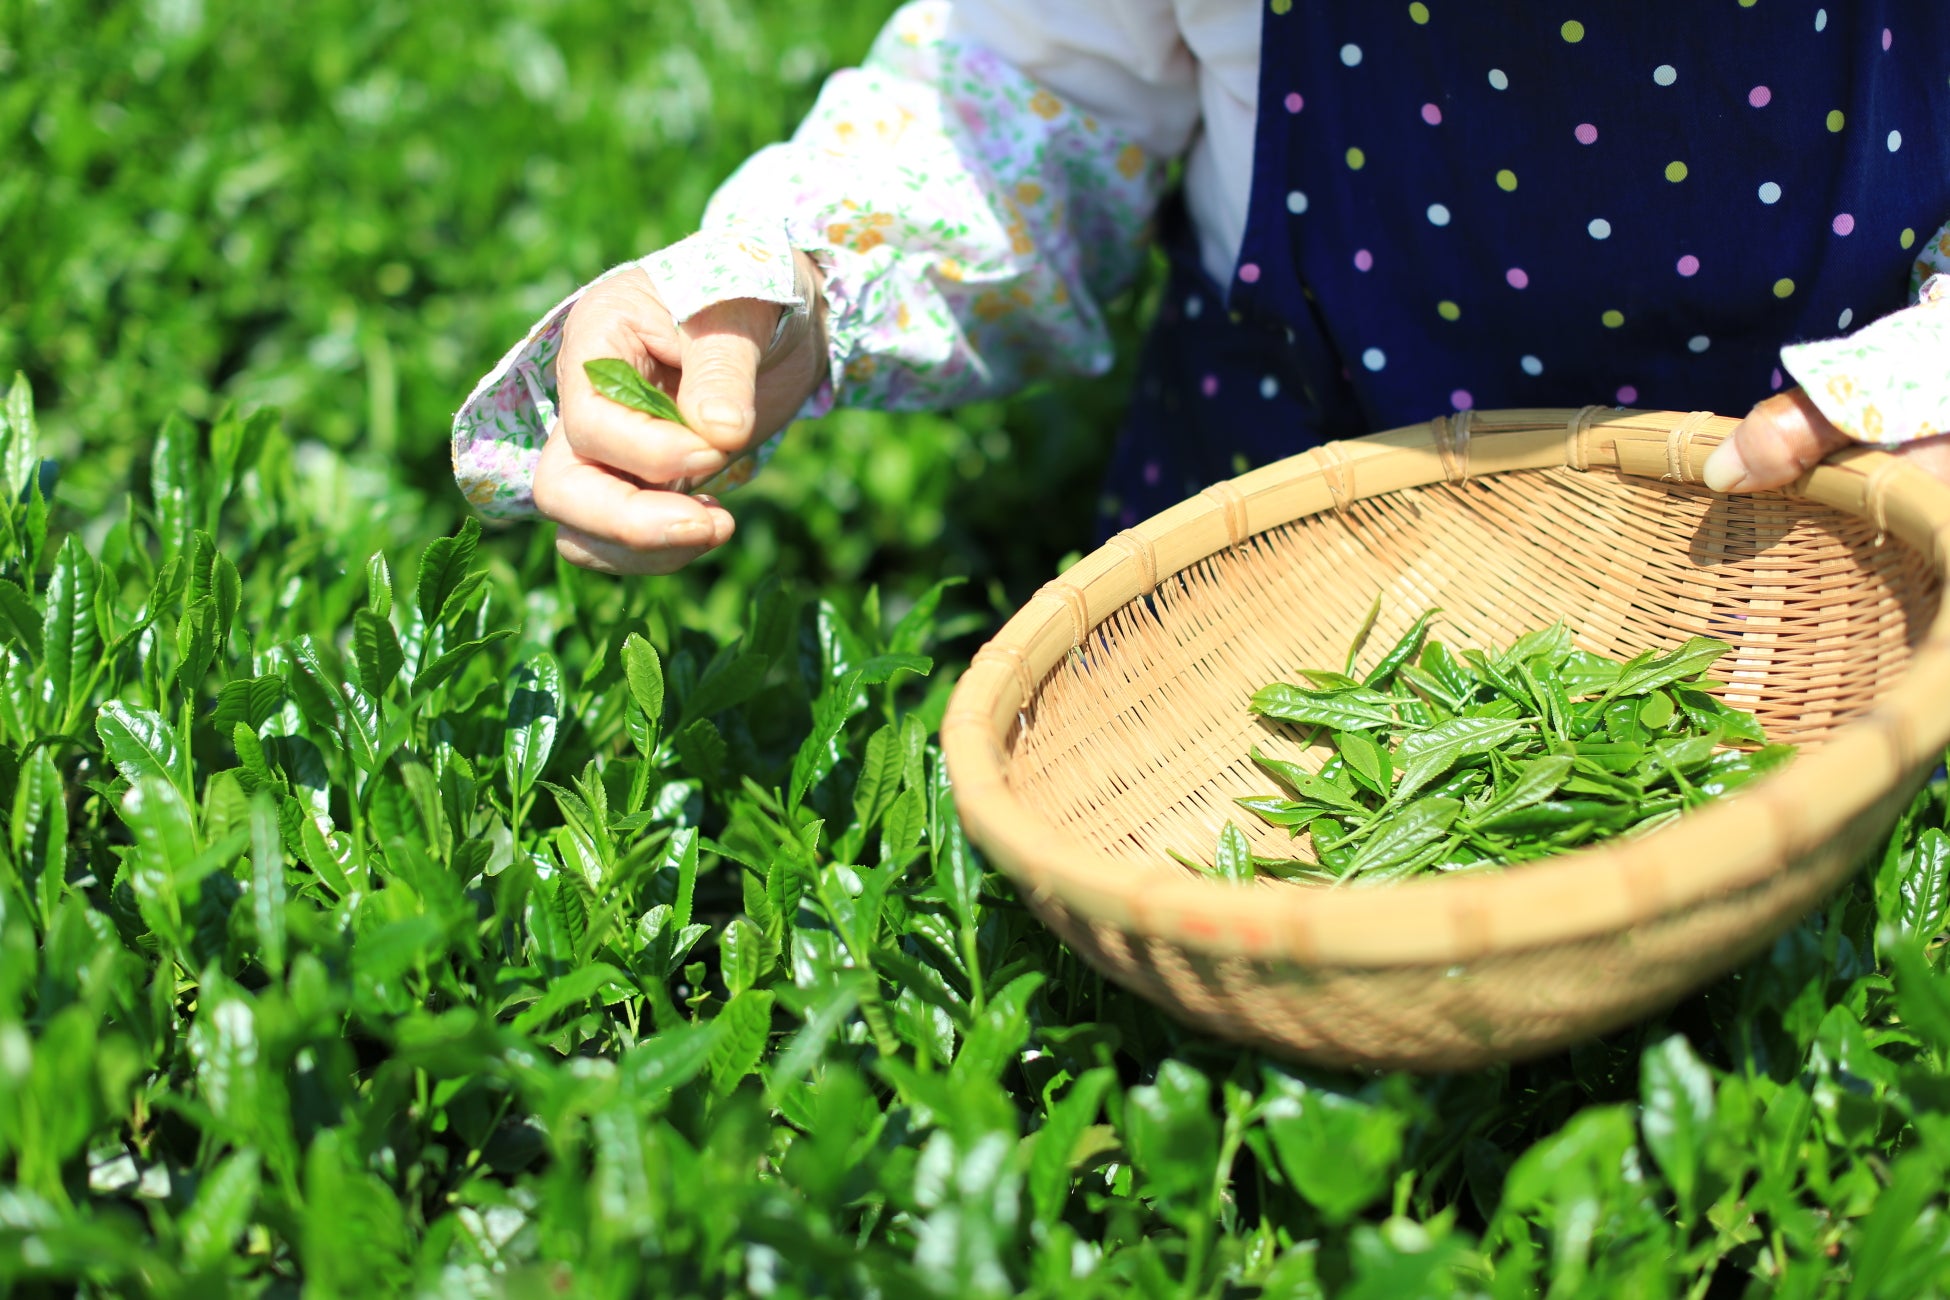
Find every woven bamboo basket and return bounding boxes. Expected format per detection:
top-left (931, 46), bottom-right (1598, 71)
top-left (940, 407), bottom-right (1950, 1070)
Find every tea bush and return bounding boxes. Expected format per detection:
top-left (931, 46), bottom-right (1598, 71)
top-left (8, 1), bottom-right (1950, 1295)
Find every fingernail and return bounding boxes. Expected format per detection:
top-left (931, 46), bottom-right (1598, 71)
top-left (681, 448), bottom-right (724, 479)
top-left (699, 398), bottom-right (746, 433)
top-left (1702, 438), bottom-right (1749, 493)
top-left (662, 518), bottom-right (713, 548)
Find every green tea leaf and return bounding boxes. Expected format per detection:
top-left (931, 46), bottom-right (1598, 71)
top-left (42, 536), bottom-right (100, 728)
top-left (1899, 828), bottom-right (1950, 940)
top-left (1640, 1034), bottom-right (1716, 1217)
top-left (1212, 820), bottom-right (1255, 884)
top-left (584, 357), bottom-right (688, 427)
top-left (505, 654), bottom-right (561, 804)
top-left (709, 988), bottom-right (776, 1095)
top-left (1349, 799), bottom-right (1461, 877)
top-left (353, 608), bottom-right (405, 699)
top-left (621, 633), bottom-right (665, 727)
top-left (1392, 717), bottom-right (1525, 803)
top-left (97, 700), bottom-right (186, 796)
top-left (1605, 637), bottom-right (1731, 701)
top-left (1250, 683), bottom-right (1396, 731)
top-left (1361, 607), bottom-right (1440, 688)
top-left (414, 518), bottom-right (481, 630)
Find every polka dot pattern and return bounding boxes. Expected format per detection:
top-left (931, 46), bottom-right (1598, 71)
top-left (1106, 6), bottom-right (1950, 527)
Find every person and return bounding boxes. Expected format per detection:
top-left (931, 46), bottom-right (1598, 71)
top-left (452, 1), bottom-right (1950, 576)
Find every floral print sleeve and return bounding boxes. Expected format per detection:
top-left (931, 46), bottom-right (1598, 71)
top-left (1782, 220), bottom-right (1950, 445)
top-left (451, 0), bottom-right (1168, 520)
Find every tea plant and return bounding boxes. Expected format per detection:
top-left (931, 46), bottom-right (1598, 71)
top-left (6, 378), bottom-right (1950, 1296)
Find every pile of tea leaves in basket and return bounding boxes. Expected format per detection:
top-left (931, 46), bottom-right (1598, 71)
top-left (1192, 604), bottom-right (1794, 885)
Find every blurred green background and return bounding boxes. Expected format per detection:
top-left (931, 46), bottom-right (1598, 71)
top-left (0, 0), bottom-right (1154, 640)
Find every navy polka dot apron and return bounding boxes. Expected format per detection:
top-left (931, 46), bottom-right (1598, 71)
top-left (1102, 2), bottom-right (1950, 531)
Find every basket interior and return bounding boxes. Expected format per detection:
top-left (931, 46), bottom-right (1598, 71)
top-left (1009, 466), bottom-right (1943, 870)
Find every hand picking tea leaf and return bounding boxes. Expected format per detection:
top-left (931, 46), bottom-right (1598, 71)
top-left (1186, 609), bottom-right (1790, 886)
top-left (584, 357), bottom-right (689, 427)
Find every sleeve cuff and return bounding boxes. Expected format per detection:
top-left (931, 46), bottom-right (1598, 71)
top-left (1780, 274), bottom-right (1950, 445)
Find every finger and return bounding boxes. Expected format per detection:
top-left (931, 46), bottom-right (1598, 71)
top-left (1895, 432), bottom-right (1950, 485)
top-left (555, 273), bottom-right (727, 486)
top-left (531, 427), bottom-right (734, 568)
top-left (674, 298), bottom-right (777, 469)
top-left (555, 523), bottom-right (725, 576)
top-left (1702, 387), bottom-right (1853, 493)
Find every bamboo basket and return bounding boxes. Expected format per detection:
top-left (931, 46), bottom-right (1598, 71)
top-left (940, 408), bottom-right (1950, 1070)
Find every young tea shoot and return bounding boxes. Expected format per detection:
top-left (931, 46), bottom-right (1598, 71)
top-left (584, 357), bottom-right (689, 427)
top-left (1194, 609), bottom-right (1790, 885)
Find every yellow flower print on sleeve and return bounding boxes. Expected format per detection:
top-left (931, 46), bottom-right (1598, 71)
top-left (1116, 143), bottom-right (1145, 180)
top-left (1029, 89), bottom-right (1063, 120)
top-left (1860, 404), bottom-right (1885, 438)
top-left (1015, 181), bottom-right (1044, 205)
top-left (1825, 374), bottom-right (1858, 404)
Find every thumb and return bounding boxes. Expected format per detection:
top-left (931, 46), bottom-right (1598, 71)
top-left (675, 298), bottom-right (775, 453)
top-left (1702, 387), bottom-right (1853, 493)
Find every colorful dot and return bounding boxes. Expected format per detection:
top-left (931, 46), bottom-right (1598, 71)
top-left (1561, 19), bottom-right (1585, 42)
top-left (1588, 217), bottom-right (1612, 239)
top-left (1496, 168), bottom-right (1518, 191)
top-left (1826, 109), bottom-right (1845, 132)
top-left (1676, 254), bottom-right (1700, 276)
top-left (1688, 335), bottom-right (1710, 353)
top-left (1902, 228), bottom-right (1917, 249)
top-left (1574, 122), bottom-right (1598, 144)
top-left (1341, 43), bottom-right (1364, 66)
top-left (1426, 202), bottom-right (1451, 225)
top-left (1883, 27), bottom-right (1893, 50)
top-left (1665, 160), bottom-right (1688, 182)
top-left (1506, 267), bottom-right (1529, 289)
top-left (1521, 354), bottom-right (1544, 376)
top-left (1616, 385), bottom-right (1638, 404)
top-left (1238, 262), bottom-right (1261, 283)
top-left (1832, 212), bottom-right (1855, 236)
top-left (1287, 190), bottom-right (1309, 214)
top-left (1143, 460), bottom-right (1160, 485)
top-left (1353, 249), bottom-right (1374, 271)
top-left (1185, 295), bottom-right (1203, 319)
top-left (1653, 64), bottom-right (1677, 86)
top-left (1409, 1), bottom-right (1430, 22)
top-left (1270, 0), bottom-right (1292, 13)
top-left (1346, 146), bottom-right (1366, 169)
top-left (1773, 277), bottom-right (1795, 298)
top-left (1488, 68), bottom-right (1509, 90)
top-left (1602, 309), bottom-right (1625, 328)
top-left (1888, 130), bottom-right (1903, 152)
top-left (1284, 91), bottom-right (1304, 113)
top-left (1758, 181), bottom-right (1782, 204)
top-left (1451, 389), bottom-right (1474, 409)
top-left (1201, 374), bottom-right (1219, 396)
top-left (1260, 375), bottom-right (1280, 399)
top-left (1738, 0), bottom-right (1755, 7)
top-left (1815, 8), bottom-right (1827, 31)
top-left (1421, 102), bottom-right (1443, 125)
top-left (1838, 307), bottom-right (1854, 330)
top-left (1437, 299), bottom-right (1461, 321)
top-left (1362, 347), bottom-right (1387, 371)
top-left (1771, 367), bottom-right (1784, 390)
top-left (1748, 85), bottom-right (1771, 107)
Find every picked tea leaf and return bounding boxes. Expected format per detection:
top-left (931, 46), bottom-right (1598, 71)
top-left (1196, 607), bottom-right (1789, 887)
top-left (584, 357), bottom-right (689, 428)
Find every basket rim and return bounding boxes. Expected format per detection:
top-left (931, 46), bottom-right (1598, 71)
top-left (940, 407), bottom-right (1950, 968)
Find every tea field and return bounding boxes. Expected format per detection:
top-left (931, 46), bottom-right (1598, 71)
top-left (6, 2), bottom-right (1950, 1296)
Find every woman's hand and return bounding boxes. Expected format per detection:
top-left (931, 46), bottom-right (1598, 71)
top-left (532, 252), bottom-right (827, 575)
top-left (1704, 387), bottom-right (1950, 492)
